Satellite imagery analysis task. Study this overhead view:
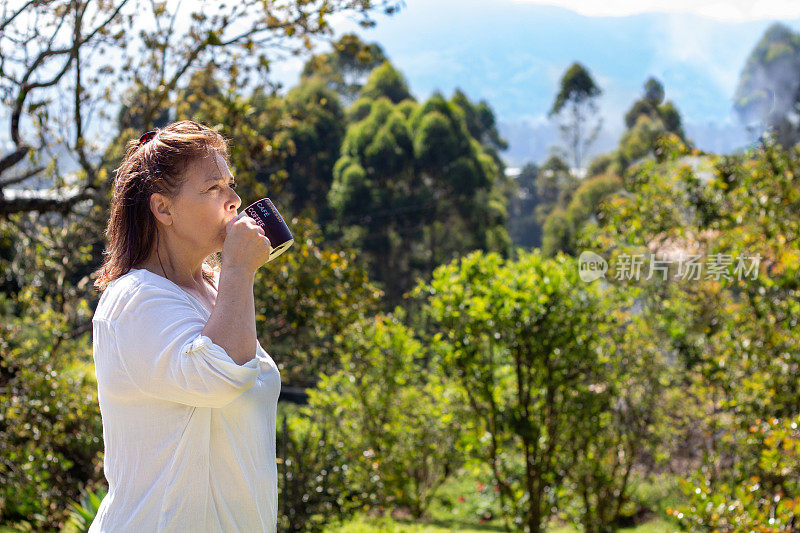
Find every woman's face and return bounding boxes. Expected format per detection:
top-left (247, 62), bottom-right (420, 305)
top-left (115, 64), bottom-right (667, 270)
top-left (166, 151), bottom-right (242, 255)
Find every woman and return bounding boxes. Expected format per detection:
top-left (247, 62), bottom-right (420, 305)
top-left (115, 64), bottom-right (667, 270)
top-left (91, 120), bottom-right (281, 532)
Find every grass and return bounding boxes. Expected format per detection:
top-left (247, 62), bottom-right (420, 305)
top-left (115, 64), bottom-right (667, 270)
top-left (0, 464), bottom-right (683, 533)
top-left (324, 513), bottom-right (676, 532)
top-left (323, 466), bottom-right (682, 533)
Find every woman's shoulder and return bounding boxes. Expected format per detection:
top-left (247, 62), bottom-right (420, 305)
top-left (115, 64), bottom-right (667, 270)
top-left (93, 269), bottom-right (174, 323)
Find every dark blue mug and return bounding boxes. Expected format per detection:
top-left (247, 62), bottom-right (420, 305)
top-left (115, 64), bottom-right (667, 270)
top-left (243, 198), bottom-right (294, 262)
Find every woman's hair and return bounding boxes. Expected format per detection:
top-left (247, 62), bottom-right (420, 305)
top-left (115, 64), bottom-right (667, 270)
top-left (93, 120), bottom-right (230, 292)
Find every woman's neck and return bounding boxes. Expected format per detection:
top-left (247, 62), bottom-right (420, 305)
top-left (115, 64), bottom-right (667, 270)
top-left (136, 257), bottom-right (208, 291)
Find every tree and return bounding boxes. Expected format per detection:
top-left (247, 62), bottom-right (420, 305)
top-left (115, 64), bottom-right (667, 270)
top-left (580, 137), bottom-right (800, 530)
top-left (306, 310), bottom-right (464, 519)
top-left (358, 60), bottom-right (414, 104)
top-left (535, 155), bottom-right (579, 215)
top-left (411, 249), bottom-right (618, 533)
top-left (586, 78), bottom-right (688, 179)
top-left (506, 162), bottom-right (542, 248)
top-left (271, 78), bottom-right (348, 222)
top-left (623, 77), bottom-right (685, 140)
top-left (450, 88), bottom-right (509, 170)
top-left (328, 68), bottom-right (512, 306)
top-left (0, 0), bottom-right (403, 218)
top-left (300, 33), bottom-right (388, 107)
top-left (734, 22), bottom-right (800, 147)
top-left (251, 216), bottom-right (385, 388)
top-left (541, 171), bottom-right (622, 257)
top-left (549, 62), bottom-right (603, 170)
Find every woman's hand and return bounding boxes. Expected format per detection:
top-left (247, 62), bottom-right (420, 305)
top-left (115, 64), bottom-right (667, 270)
top-left (221, 213), bottom-right (272, 273)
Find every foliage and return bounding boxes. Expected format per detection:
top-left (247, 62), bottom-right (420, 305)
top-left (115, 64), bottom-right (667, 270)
top-left (276, 403), bottom-right (357, 532)
top-left (410, 249), bottom-right (625, 533)
top-left (0, 289), bottom-right (102, 530)
top-left (252, 216), bottom-right (384, 387)
top-left (549, 62), bottom-right (603, 169)
top-left (590, 79), bottom-right (689, 180)
top-left (0, 0), bottom-right (402, 218)
top-left (358, 61), bottom-right (414, 104)
top-left (581, 136), bottom-right (800, 531)
top-left (624, 78), bottom-right (684, 139)
top-left (557, 309), bottom-right (675, 533)
top-left (66, 485), bottom-right (107, 533)
top-left (734, 22), bottom-right (800, 146)
top-left (300, 33), bottom-right (388, 106)
top-left (542, 171), bottom-right (622, 256)
top-left (328, 78), bottom-right (512, 305)
top-left (305, 310), bottom-right (465, 519)
top-left (669, 415), bottom-right (800, 531)
top-left (506, 163), bottom-right (542, 248)
top-left (0, 203), bottom-right (105, 530)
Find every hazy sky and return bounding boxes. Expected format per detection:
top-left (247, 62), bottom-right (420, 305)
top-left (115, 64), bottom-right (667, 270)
top-left (5, 0), bottom-right (798, 161)
top-left (269, 0), bottom-right (800, 128)
top-left (510, 0), bottom-right (800, 22)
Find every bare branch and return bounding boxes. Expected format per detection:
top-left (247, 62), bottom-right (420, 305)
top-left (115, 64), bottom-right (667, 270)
top-left (0, 189), bottom-right (96, 217)
top-left (0, 0), bottom-right (39, 34)
top-left (0, 165), bottom-right (46, 187)
top-left (0, 146), bottom-right (30, 175)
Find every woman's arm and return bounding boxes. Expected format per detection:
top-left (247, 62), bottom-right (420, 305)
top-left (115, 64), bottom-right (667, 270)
top-left (201, 212), bottom-right (271, 365)
top-left (107, 282), bottom-right (260, 408)
top-left (202, 265), bottom-right (258, 366)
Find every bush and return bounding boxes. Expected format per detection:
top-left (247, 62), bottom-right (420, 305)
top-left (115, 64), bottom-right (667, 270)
top-left (668, 415), bottom-right (800, 531)
top-left (0, 292), bottom-right (103, 530)
top-left (65, 485), bottom-right (107, 533)
top-left (305, 310), bottom-right (465, 521)
top-left (277, 403), bottom-right (358, 532)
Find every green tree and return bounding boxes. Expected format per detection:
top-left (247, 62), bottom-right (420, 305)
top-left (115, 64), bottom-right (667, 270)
top-left (624, 77), bottom-right (685, 140)
top-left (300, 33), bottom-right (388, 106)
top-left (734, 22), bottom-right (800, 147)
top-left (506, 163), bottom-right (542, 248)
top-left (411, 249), bottom-right (616, 533)
top-left (549, 62), bottom-right (603, 170)
top-left (271, 78), bottom-right (347, 222)
top-left (328, 69), bottom-right (511, 306)
top-left (542, 171), bottom-right (622, 256)
top-left (585, 78), bottom-right (688, 181)
top-left (252, 216), bottom-right (384, 388)
top-left (0, 218), bottom-right (103, 528)
top-left (579, 136), bottom-right (800, 530)
top-left (450, 88), bottom-right (509, 170)
top-left (306, 310), bottom-right (465, 519)
top-left (358, 60), bottom-right (414, 104)
top-left (535, 155), bottom-right (580, 219)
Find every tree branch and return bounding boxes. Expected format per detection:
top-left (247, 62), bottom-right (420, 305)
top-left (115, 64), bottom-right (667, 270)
top-left (0, 165), bottom-right (46, 188)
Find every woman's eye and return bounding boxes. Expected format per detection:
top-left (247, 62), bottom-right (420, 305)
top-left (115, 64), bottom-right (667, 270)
top-left (229, 182), bottom-right (237, 189)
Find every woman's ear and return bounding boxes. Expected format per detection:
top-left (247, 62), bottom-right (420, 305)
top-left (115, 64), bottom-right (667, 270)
top-left (149, 192), bottom-right (174, 226)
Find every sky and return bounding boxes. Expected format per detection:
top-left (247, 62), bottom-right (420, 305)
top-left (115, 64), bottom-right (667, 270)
top-left (510, 0), bottom-right (800, 21)
top-left (261, 0), bottom-right (800, 162)
top-left (5, 0), bottom-right (800, 166)
top-left (292, 0), bottom-right (799, 124)
top-left (29, 0), bottom-right (793, 164)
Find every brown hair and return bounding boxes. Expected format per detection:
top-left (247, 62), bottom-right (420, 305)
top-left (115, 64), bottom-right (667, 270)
top-left (93, 120), bottom-right (229, 292)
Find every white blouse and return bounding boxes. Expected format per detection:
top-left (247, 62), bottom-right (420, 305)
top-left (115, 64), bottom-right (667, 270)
top-left (89, 268), bottom-right (281, 532)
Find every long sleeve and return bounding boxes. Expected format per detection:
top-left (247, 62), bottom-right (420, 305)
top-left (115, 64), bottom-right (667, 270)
top-left (105, 283), bottom-right (260, 408)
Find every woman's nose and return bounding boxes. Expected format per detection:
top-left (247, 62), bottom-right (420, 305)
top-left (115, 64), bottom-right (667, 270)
top-left (229, 191), bottom-right (241, 211)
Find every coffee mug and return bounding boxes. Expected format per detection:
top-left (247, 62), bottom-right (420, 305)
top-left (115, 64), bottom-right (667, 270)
top-left (243, 198), bottom-right (294, 262)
